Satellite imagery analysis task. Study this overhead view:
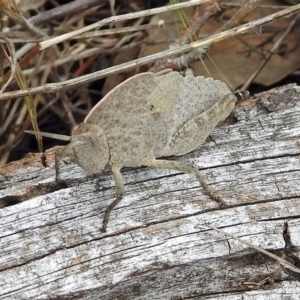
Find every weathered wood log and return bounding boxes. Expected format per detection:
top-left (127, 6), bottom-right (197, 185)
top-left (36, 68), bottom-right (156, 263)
top-left (0, 84), bottom-right (300, 299)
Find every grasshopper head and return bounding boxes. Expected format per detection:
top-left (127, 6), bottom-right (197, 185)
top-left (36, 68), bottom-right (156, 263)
top-left (67, 123), bottom-right (110, 174)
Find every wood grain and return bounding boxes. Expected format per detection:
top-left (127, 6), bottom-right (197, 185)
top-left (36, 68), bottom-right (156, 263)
top-left (0, 84), bottom-right (299, 299)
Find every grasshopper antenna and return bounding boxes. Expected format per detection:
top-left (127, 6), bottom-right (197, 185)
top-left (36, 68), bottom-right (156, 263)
top-left (25, 130), bottom-right (71, 141)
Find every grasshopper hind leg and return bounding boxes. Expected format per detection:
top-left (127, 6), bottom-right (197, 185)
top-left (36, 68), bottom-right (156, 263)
top-left (143, 157), bottom-right (227, 209)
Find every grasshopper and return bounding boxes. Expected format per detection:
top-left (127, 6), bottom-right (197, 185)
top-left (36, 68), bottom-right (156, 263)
top-left (26, 70), bottom-right (248, 232)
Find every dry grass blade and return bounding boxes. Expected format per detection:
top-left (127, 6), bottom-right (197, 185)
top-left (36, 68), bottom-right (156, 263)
top-left (0, 0), bottom-right (45, 35)
top-left (0, 36), bottom-right (43, 164)
top-left (151, 0), bottom-right (263, 74)
top-left (241, 14), bottom-right (299, 90)
top-left (0, 3), bottom-right (300, 102)
top-left (38, 0), bottom-right (212, 50)
top-left (109, 0), bottom-right (115, 16)
top-left (150, 0), bottom-right (221, 73)
top-left (204, 0), bottom-right (263, 88)
top-left (218, 0), bottom-right (263, 33)
top-left (0, 0), bottom-right (23, 26)
top-left (205, 223), bottom-right (300, 275)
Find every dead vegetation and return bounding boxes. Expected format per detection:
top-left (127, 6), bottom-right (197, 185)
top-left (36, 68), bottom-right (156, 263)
top-left (0, 0), bottom-right (300, 167)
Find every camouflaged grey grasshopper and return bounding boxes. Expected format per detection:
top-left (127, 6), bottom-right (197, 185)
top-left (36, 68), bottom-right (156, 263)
top-left (26, 70), bottom-right (248, 232)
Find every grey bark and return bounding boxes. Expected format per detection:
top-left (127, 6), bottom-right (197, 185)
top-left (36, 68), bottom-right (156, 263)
top-left (0, 84), bottom-right (300, 299)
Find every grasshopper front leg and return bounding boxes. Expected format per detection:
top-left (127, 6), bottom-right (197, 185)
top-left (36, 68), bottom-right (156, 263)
top-left (101, 165), bottom-right (125, 232)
